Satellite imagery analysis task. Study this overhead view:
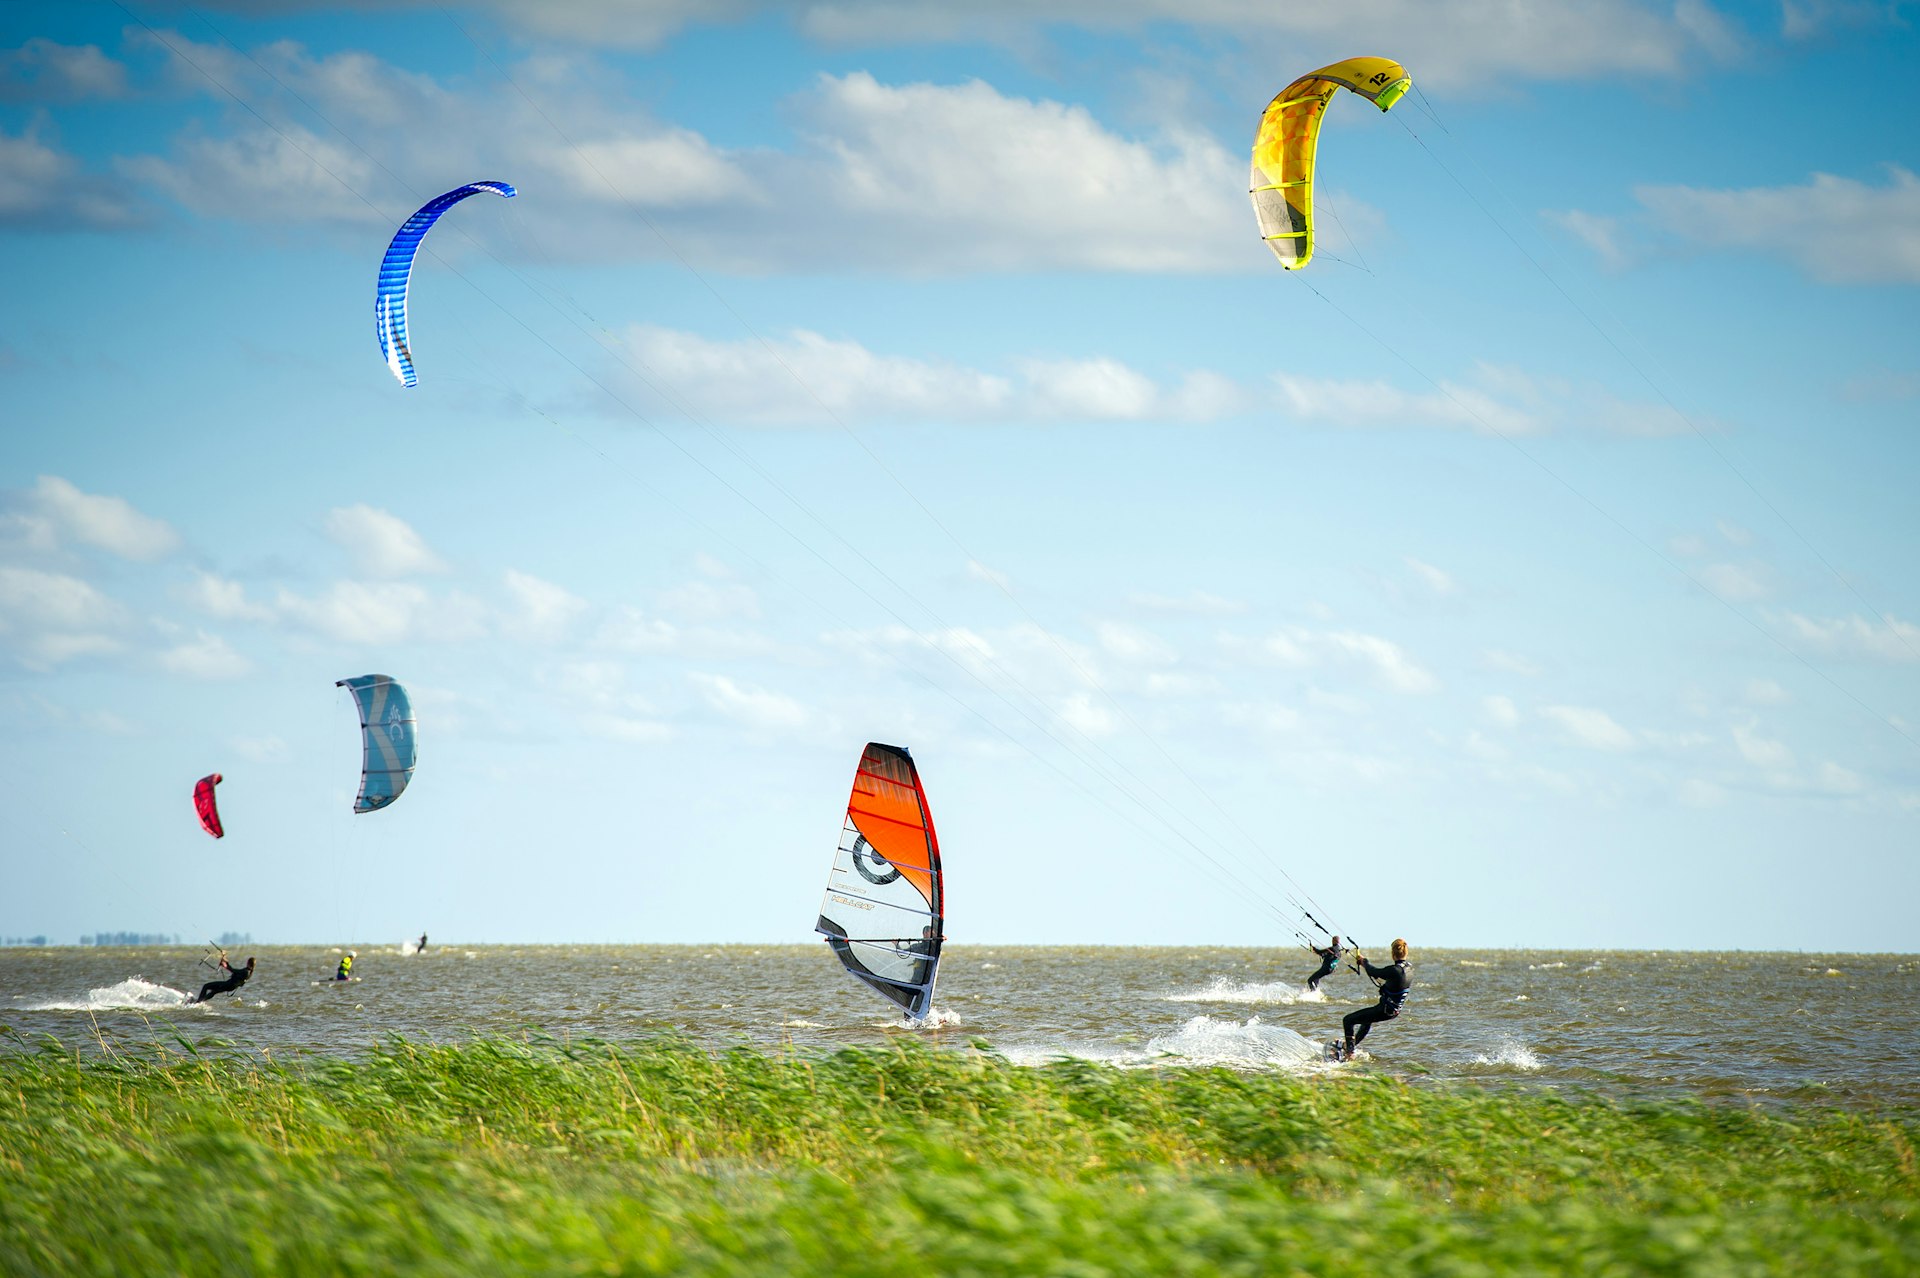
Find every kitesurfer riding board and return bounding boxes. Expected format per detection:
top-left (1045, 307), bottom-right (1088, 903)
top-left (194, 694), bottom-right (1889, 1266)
top-left (1336, 938), bottom-right (1411, 1060)
top-left (190, 956), bottom-right (254, 1005)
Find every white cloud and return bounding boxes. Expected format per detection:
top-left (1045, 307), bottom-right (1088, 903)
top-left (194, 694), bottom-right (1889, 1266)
top-left (1841, 366), bottom-right (1920, 402)
top-left (1539, 704), bottom-right (1635, 751)
top-left (1141, 671), bottom-right (1219, 697)
top-left (1403, 556), bottom-right (1456, 596)
top-left (502, 569), bottom-right (589, 642)
top-left (1277, 363), bottom-right (1694, 443)
top-left (615, 325), bottom-right (1240, 425)
top-left (234, 735), bottom-right (288, 762)
top-left (157, 630), bottom-right (251, 680)
top-left (1631, 166), bottom-right (1920, 284)
top-left (274, 581), bottom-right (486, 644)
top-left (1813, 760), bottom-right (1865, 795)
top-left (538, 659), bottom-right (674, 743)
top-left (0, 565), bottom-right (127, 668)
top-left (1676, 777), bottom-right (1726, 807)
top-left (1323, 630), bottom-right (1439, 693)
top-left (786, 70), bottom-right (1246, 273)
top-left (1225, 700), bottom-right (1302, 737)
top-left (1273, 371), bottom-right (1541, 437)
top-left (1781, 0), bottom-right (1905, 39)
top-left (1743, 678), bottom-right (1790, 706)
top-left (1546, 209), bottom-right (1628, 270)
top-left (1095, 621), bottom-right (1174, 665)
top-left (594, 605), bottom-right (681, 653)
top-left (1776, 610), bottom-right (1920, 662)
top-left (1226, 624), bottom-right (1437, 693)
top-left (793, 1), bottom-right (1728, 90)
top-left (253, 0), bottom-right (1738, 94)
top-left (119, 34), bottom-right (1254, 275)
top-left (1483, 694), bottom-right (1520, 727)
top-left (1482, 649), bottom-right (1540, 677)
top-left (1731, 721), bottom-right (1794, 770)
top-left (181, 571), bottom-right (275, 622)
top-left (0, 124), bottom-right (144, 229)
top-left (25, 476), bottom-right (179, 560)
top-left (1057, 691), bottom-right (1119, 738)
top-left (1695, 561), bottom-right (1771, 602)
top-left (1127, 590), bottom-right (1247, 617)
top-left (0, 38), bottom-right (131, 101)
top-left (658, 578), bottom-right (761, 623)
top-left (323, 505), bottom-right (446, 578)
top-left (966, 560), bottom-right (1011, 591)
top-left (689, 672), bottom-right (810, 732)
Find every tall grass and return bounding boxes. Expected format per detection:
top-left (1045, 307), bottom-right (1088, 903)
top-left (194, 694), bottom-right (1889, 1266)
top-left (1, 1030), bottom-right (1914, 1275)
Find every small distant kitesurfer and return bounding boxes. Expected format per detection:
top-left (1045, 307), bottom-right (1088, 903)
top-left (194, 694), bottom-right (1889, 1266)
top-left (416, 931), bottom-right (428, 954)
top-left (1335, 938), bottom-right (1411, 1061)
top-left (334, 950), bottom-right (356, 981)
top-left (1305, 935), bottom-right (1344, 992)
top-left (191, 956), bottom-right (255, 1004)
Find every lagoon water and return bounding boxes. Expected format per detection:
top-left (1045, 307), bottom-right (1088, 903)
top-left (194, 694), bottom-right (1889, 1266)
top-left (4, 944), bottom-right (1915, 1110)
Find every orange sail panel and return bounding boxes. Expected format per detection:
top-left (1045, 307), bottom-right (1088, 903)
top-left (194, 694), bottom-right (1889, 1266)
top-left (816, 742), bottom-right (944, 1019)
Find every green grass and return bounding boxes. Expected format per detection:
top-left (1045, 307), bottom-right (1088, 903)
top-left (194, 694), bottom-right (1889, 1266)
top-left (0, 1030), bottom-right (1914, 1276)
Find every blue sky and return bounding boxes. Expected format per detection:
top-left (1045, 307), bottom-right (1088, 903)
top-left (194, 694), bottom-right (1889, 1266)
top-left (3, 1), bottom-right (1916, 952)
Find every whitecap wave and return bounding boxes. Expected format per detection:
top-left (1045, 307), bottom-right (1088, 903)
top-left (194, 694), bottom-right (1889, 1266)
top-left (884, 1006), bottom-right (963, 1030)
top-left (1138, 1015), bottom-right (1325, 1069)
top-left (1471, 1038), bottom-right (1541, 1071)
top-left (23, 977), bottom-right (191, 1013)
top-left (780, 1019), bottom-right (825, 1029)
top-left (1529, 961), bottom-right (1567, 970)
top-left (1166, 977), bottom-right (1325, 1005)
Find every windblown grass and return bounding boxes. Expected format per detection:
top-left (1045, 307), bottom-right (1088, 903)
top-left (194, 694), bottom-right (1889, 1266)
top-left (0, 1030), bottom-right (1913, 1275)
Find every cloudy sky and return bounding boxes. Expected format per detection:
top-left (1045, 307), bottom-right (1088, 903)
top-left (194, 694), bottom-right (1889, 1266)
top-left (3, 0), bottom-right (1915, 951)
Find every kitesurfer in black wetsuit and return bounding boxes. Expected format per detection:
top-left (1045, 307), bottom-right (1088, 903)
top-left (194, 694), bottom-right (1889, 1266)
top-left (1306, 935), bottom-right (1344, 992)
top-left (191, 956), bottom-right (254, 1004)
top-left (1337, 938), bottom-right (1410, 1060)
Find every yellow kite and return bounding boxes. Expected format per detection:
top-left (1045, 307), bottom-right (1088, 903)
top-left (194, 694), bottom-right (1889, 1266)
top-left (1250, 56), bottom-right (1412, 270)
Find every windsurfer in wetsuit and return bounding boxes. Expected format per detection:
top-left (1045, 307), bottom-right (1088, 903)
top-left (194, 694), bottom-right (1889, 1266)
top-left (1337, 938), bottom-right (1410, 1060)
top-left (192, 956), bottom-right (255, 1004)
top-left (1305, 935), bottom-right (1344, 992)
top-left (905, 923), bottom-right (940, 986)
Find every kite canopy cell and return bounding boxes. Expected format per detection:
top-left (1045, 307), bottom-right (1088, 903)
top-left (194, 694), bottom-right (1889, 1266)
top-left (1249, 56), bottom-right (1411, 270)
top-left (194, 772), bottom-right (224, 838)
top-left (336, 674), bottom-right (417, 813)
top-left (375, 181), bottom-right (516, 387)
top-left (815, 743), bottom-right (944, 1020)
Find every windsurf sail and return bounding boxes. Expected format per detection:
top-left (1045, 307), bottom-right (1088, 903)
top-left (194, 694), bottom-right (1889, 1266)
top-left (816, 742), bottom-right (944, 1020)
top-left (193, 772), bottom-right (224, 838)
top-left (336, 674), bottom-right (417, 813)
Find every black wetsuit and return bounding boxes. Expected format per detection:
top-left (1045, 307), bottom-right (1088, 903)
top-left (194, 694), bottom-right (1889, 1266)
top-left (1306, 943), bottom-right (1344, 991)
top-left (193, 961), bottom-right (253, 1004)
top-left (1342, 957), bottom-right (1410, 1052)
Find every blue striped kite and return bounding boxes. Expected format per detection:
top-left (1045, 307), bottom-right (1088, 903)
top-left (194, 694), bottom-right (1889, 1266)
top-left (375, 181), bottom-right (516, 387)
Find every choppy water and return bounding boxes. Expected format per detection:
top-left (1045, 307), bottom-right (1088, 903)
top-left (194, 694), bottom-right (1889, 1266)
top-left (4, 944), bottom-right (1915, 1110)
